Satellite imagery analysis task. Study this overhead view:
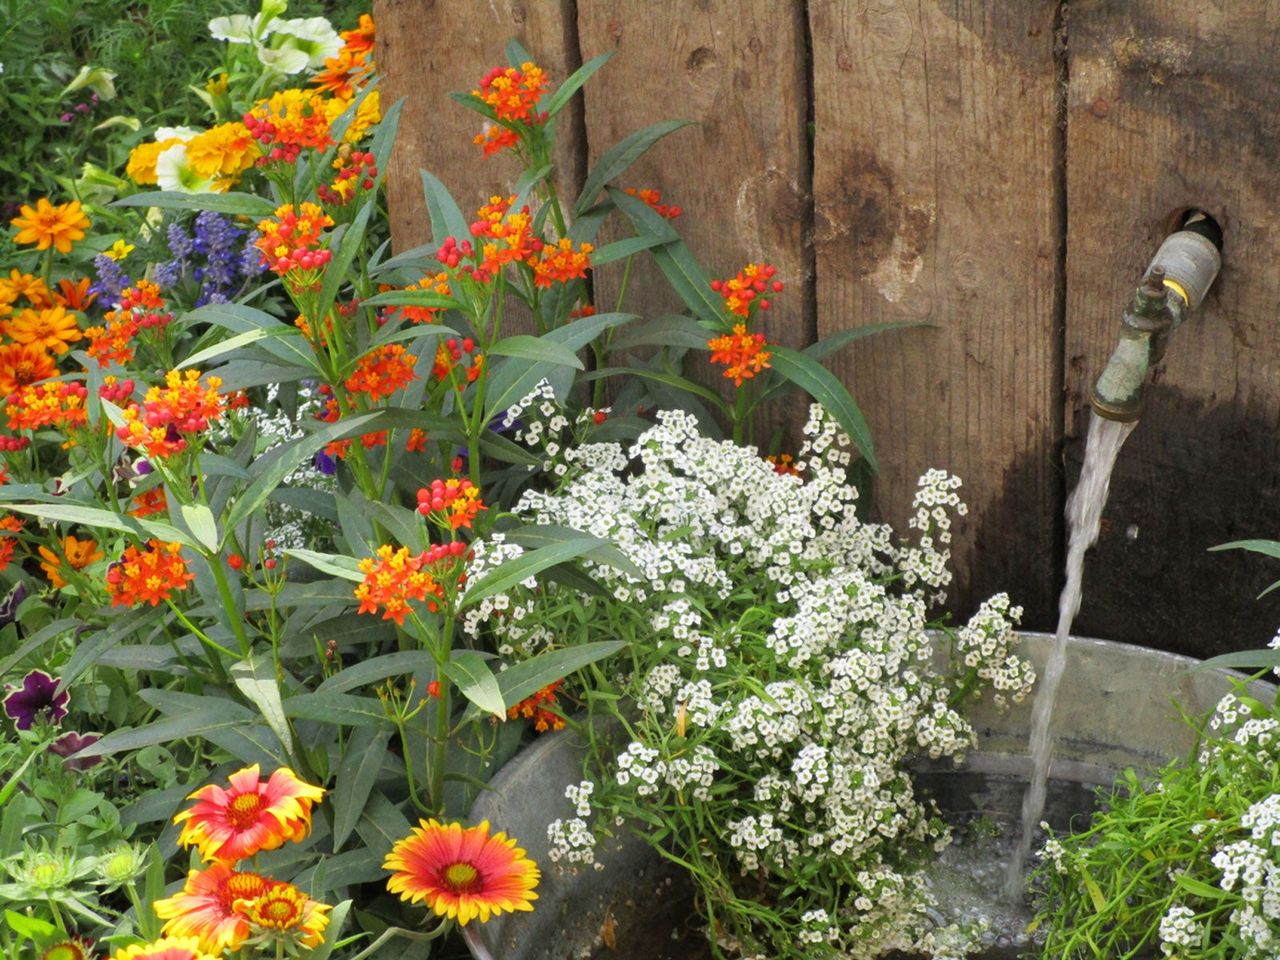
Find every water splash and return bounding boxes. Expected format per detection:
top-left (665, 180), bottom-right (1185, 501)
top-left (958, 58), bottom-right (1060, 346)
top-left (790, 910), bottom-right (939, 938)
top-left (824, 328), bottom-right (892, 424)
top-left (1004, 411), bottom-right (1138, 899)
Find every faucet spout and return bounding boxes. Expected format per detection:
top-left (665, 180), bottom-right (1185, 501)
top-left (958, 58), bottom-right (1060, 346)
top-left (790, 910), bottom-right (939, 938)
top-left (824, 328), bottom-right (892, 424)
top-left (1090, 212), bottom-right (1223, 422)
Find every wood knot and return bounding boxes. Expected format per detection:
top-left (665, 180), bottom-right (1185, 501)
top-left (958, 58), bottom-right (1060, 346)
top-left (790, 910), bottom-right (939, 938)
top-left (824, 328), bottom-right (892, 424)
top-left (748, 35), bottom-right (763, 55)
top-left (686, 46), bottom-right (718, 74)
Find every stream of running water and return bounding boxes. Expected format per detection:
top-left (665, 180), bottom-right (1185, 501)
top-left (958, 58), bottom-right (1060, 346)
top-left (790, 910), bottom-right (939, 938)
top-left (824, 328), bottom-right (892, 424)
top-left (1004, 411), bottom-right (1138, 899)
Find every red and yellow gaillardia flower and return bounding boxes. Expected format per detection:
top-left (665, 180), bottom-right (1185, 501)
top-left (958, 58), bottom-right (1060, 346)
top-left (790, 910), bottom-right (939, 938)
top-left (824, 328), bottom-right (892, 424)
top-left (10, 198), bottom-right (90, 254)
top-left (708, 324), bottom-right (772, 387)
top-left (152, 863), bottom-right (274, 953)
top-left (384, 819), bottom-right (540, 925)
top-left (0, 343), bottom-right (57, 394)
top-left (235, 881), bottom-right (331, 947)
top-left (5, 305), bottom-right (82, 354)
top-left (110, 937), bottom-right (219, 960)
top-left (105, 540), bottom-right (194, 607)
top-left (344, 343), bottom-right (417, 402)
top-left (38, 535), bottom-right (103, 589)
top-left (174, 765), bottom-right (325, 865)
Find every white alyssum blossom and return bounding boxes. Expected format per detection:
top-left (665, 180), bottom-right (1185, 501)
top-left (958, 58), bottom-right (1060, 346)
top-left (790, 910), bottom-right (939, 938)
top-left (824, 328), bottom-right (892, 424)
top-left (1158, 903), bottom-right (1199, 955)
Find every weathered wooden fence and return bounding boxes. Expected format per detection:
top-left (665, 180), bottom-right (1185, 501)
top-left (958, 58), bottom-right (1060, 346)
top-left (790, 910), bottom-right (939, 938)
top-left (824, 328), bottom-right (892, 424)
top-left (373, 0), bottom-right (1280, 660)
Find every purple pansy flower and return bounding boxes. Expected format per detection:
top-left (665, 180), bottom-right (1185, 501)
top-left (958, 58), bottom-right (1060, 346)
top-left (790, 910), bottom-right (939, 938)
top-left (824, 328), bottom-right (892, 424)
top-left (48, 731), bottom-right (103, 771)
top-left (2, 669), bottom-right (70, 730)
top-left (0, 582), bottom-right (26, 627)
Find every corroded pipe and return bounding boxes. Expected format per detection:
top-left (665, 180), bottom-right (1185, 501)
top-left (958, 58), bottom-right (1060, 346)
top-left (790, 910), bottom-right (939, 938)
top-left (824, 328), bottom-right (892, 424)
top-left (1090, 212), bottom-right (1223, 422)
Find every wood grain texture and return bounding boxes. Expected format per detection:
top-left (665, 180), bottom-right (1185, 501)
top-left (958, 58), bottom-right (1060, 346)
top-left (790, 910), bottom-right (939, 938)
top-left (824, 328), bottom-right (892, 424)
top-left (809, 0), bottom-right (1061, 625)
top-left (1064, 1), bottom-right (1280, 657)
top-left (575, 2), bottom-right (810, 433)
top-left (373, 0), bottom-right (583, 254)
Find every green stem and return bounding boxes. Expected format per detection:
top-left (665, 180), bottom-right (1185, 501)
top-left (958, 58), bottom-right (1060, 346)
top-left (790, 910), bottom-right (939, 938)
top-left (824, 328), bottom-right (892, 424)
top-left (166, 598), bottom-right (237, 665)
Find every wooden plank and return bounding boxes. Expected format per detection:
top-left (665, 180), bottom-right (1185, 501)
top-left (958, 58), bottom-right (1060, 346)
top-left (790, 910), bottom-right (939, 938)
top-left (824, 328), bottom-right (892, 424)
top-left (810, 1), bottom-right (1062, 626)
top-left (575, 2), bottom-right (810, 436)
top-left (373, 0), bottom-right (582, 254)
top-left (1064, 1), bottom-right (1280, 658)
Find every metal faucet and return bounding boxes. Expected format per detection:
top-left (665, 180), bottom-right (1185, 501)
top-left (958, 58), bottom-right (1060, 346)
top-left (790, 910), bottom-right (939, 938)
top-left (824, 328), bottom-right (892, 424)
top-left (1090, 212), bottom-right (1223, 422)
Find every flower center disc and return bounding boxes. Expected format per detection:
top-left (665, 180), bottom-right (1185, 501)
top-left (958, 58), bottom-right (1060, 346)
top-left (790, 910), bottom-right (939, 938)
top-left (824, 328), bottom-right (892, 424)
top-left (228, 791), bottom-right (265, 828)
top-left (442, 861), bottom-right (483, 893)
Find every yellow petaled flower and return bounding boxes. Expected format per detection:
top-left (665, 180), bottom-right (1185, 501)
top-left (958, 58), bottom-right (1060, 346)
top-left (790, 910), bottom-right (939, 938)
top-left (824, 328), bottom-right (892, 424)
top-left (153, 863), bottom-right (273, 953)
top-left (174, 764), bottom-right (325, 864)
top-left (330, 89), bottom-right (381, 143)
top-left (110, 938), bottom-right (219, 960)
top-left (126, 140), bottom-right (184, 186)
top-left (184, 123), bottom-right (258, 186)
top-left (38, 535), bottom-right (103, 589)
top-left (10, 198), bottom-right (90, 254)
top-left (384, 819), bottom-right (540, 925)
top-left (7, 305), bottom-right (82, 354)
top-left (235, 882), bottom-right (331, 947)
top-left (0, 269), bottom-right (52, 308)
top-left (104, 239), bottom-right (135, 261)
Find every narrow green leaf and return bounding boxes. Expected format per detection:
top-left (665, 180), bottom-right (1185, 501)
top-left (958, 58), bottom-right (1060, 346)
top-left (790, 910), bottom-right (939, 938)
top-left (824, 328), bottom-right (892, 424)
top-left (500, 642), bottom-right (623, 708)
top-left (317, 199), bottom-right (374, 323)
top-left (180, 503), bottom-right (219, 553)
top-left (609, 313), bottom-right (712, 352)
top-left (6, 910), bottom-right (58, 940)
top-left (576, 120), bottom-right (695, 217)
top-left (284, 691), bottom-right (392, 728)
top-left (0, 618), bottom-right (78, 677)
top-left (178, 327), bottom-right (304, 371)
top-left (1199, 650), bottom-right (1280, 671)
top-left (232, 657), bottom-right (295, 756)
top-left (582, 365), bottom-right (723, 406)
top-left (2, 502), bottom-right (196, 547)
top-left (419, 170), bottom-right (470, 245)
top-left (113, 190), bottom-right (276, 217)
top-left (317, 651), bottom-right (437, 695)
top-left (333, 728), bottom-right (391, 852)
top-left (590, 235), bottom-right (665, 267)
top-left (305, 899), bottom-right (352, 960)
top-left (1210, 539), bottom-right (1280, 559)
top-left (360, 289), bottom-right (463, 311)
top-left (56, 610), bottom-right (152, 694)
top-left (544, 51), bottom-right (615, 118)
top-left (488, 334), bottom-right (584, 370)
top-left (769, 345), bottom-right (878, 473)
top-left (75, 713), bottom-right (250, 758)
top-left (460, 537), bottom-right (607, 610)
top-left (182, 303), bottom-right (319, 371)
top-left (284, 549), bottom-right (364, 583)
top-left (802, 321), bottom-right (924, 363)
top-left (355, 791), bottom-right (412, 854)
top-left (441, 651), bottom-right (504, 718)
top-left (505, 523), bottom-right (645, 580)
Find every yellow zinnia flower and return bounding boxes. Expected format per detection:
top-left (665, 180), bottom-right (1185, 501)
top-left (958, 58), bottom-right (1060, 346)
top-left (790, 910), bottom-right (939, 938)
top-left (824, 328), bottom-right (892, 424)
top-left (6, 305), bottom-right (82, 354)
top-left (185, 122), bottom-right (258, 186)
top-left (10, 198), bottom-right (90, 254)
top-left (38, 535), bottom-right (104, 589)
top-left (126, 139), bottom-right (185, 186)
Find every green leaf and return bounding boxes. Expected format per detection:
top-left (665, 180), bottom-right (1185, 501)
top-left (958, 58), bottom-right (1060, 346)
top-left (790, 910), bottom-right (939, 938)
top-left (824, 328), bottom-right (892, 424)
top-left (284, 549), bottom-right (364, 583)
top-left (182, 303), bottom-right (319, 371)
top-left (419, 170), bottom-right (470, 246)
top-left (506, 523), bottom-right (645, 580)
top-left (113, 191), bottom-right (276, 217)
top-left (2, 501), bottom-right (197, 547)
top-left (590, 235), bottom-right (665, 267)
top-left (317, 651), bottom-right (437, 695)
top-left (77, 711), bottom-right (250, 758)
top-left (356, 791), bottom-right (412, 854)
top-left (305, 899), bottom-right (352, 960)
top-left (583, 365), bottom-right (723, 407)
top-left (441, 651), bottom-right (504, 718)
top-left (369, 95), bottom-right (405, 182)
top-left (284, 691), bottom-right (392, 728)
top-left (1210, 539), bottom-right (1280, 559)
top-left (769, 345), bottom-right (878, 473)
top-left (500, 642), bottom-right (623, 708)
top-left (56, 609), bottom-right (152, 694)
top-left (317, 199), bottom-right (374, 323)
top-left (544, 51), bottom-right (615, 118)
top-left (232, 657), bottom-right (294, 757)
top-left (1199, 649), bottom-right (1280, 671)
top-left (6, 909), bottom-right (58, 941)
top-left (609, 313), bottom-right (712, 352)
top-left (180, 503), bottom-right (219, 553)
top-left (461, 536), bottom-right (608, 610)
top-left (223, 412), bottom-right (381, 537)
top-left (0, 618), bottom-right (78, 677)
top-left (802, 321), bottom-right (925, 362)
top-left (360, 289), bottom-right (463, 311)
top-left (332, 728), bottom-right (392, 852)
top-left (576, 120), bottom-right (695, 217)
top-left (178, 327), bottom-right (305, 371)
top-left (487, 334), bottom-right (584, 370)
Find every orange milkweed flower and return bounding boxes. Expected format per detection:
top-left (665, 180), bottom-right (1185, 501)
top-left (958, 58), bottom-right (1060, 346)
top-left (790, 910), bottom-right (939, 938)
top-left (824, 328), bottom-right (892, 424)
top-left (473, 62), bottom-right (549, 123)
top-left (106, 540), bottom-right (194, 607)
top-left (710, 262), bottom-right (783, 319)
top-left (384, 272), bottom-right (452, 325)
top-left (153, 864), bottom-right (275, 953)
top-left (344, 343), bottom-right (417, 402)
top-left (507, 680), bottom-right (565, 733)
top-left (116, 369), bottom-right (226, 458)
top-left (623, 187), bottom-right (681, 219)
top-left (354, 544), bottom-right (446, 624)
top-left (431, 338), bottom-right (483, 385)
top-left (384, 819), bottom-right (540, 925)
top-left (406, 427), bottom-right (428, 453)
top-left (416, 477), bottom-right (486, 530)
top-left (6, 305), bottom-right (82, 354)
top-left (235, 881), bottom-right (331, 947)
top-left (38, 535), bottom-right (104, 589)
top-left (10, 198), bottom-right (90, 254)
top-left (244, 89), bottom-right (335, 164)
top-left (530, 238), bottom-right (593, 288)
top-left (708, 323), bottom-right (772, 387)
top-left (128, 488), bottom-right (168, 518)
top-left (174, 765), bottom-right (325, 865)
top-left (0, 515), bottom-right (23, 572)
top-left (5, 381), bottom-right (88, 433)
top-left (474, 124), bottom-right (520, 157)
top-left (0, 343), bottom-right (57, 394)
top-left (110, 938), bottom-right (219, 960)
top-left (254, 202), bottom-right (333, 281)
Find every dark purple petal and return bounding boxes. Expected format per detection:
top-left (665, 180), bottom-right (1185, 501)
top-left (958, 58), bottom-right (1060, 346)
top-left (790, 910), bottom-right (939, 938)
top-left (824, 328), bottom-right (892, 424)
top-left (313, 451), bottom-right (337, 475)
top-left (49, 731), bottom-right (103, 771)
top-left (2, 669), bottom-right (69, 730)
top-left (0, 582), bottom-right (26, 626)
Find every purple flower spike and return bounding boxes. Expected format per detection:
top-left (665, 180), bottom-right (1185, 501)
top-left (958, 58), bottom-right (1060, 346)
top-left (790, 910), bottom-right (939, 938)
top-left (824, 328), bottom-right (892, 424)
top-left (2, 669), bottom-right (70, 731)
top-left (49, 731), bottom-right (103, 771)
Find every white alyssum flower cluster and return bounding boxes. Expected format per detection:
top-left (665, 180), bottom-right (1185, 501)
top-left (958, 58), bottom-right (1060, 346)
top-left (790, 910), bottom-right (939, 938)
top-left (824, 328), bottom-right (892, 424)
top-left (470, 396), bottom-right (1035, 958)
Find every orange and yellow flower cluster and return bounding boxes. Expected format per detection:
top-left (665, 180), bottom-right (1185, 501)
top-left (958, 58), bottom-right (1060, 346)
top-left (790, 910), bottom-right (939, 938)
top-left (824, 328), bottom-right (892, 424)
top-left (254, 202), bottom-right (333, 281)
top-left (474, 62), bottom-right (550, 123)
top-left (431, 337), bottom-right (483, 386)
top-left (530, 238), bottom-right (593, 289)
top-left (354, 542), bottom-right (466, 624)
top-left (105, 539), bottom-right (194, 607)
top-left (507, 679), bottom-right (566, 733)
top-left (708, 324), bottom-right (772, 387)
top-left (5, 380), bottom-right (89, 433)
top-left (623, 186), bottom-right (682, 220)
top-left (155, 766), bottom-right (330, 953)
top-left (344, 343), bottom-right (418, 401)
top-left (116, 370), bottom-right (227, 458)
top-left (38, 534), bottom-right (103, 589)
top-left (416, 477), bottom-right (486, 530)
top-left (85, 281), bottom-right (173, 368)
top-left (711, 262), bottom-right (783, 319)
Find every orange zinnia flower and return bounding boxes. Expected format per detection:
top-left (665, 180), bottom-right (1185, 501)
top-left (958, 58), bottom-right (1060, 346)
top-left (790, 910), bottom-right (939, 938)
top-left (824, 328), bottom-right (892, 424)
top-left (0, 270), bottom-right (52, 309)
top-left (235, 881), bottom-right (331, 948)
top-left (0, 515), bottom-right (23, 572)
top-left (708, 323), bottom-right (772, 387)
top-left (38, 535), bottom-right (104, 589)
top-left (153, 863), bottom-right (275, 953)
top-left (0, 343), bottom-right (57, 394)
top-left (384, 819), bottom-right (540, 925)
top-left (174, 765), bottom-right (325, 865)
top-left (105, 540), bottom-right (194, 607)
top-left (530, 238), bottom-right (593, 289)
top-left (6, 305), bottom-right (82, 354)
top-left (344, 343), bottom-right (417, 402)
top-left (110, 938), bottom-right (219, 960)
top-left (52, 277), bottom-right (97, 312)
top-left (10, 198), bottom-right (90, 254)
